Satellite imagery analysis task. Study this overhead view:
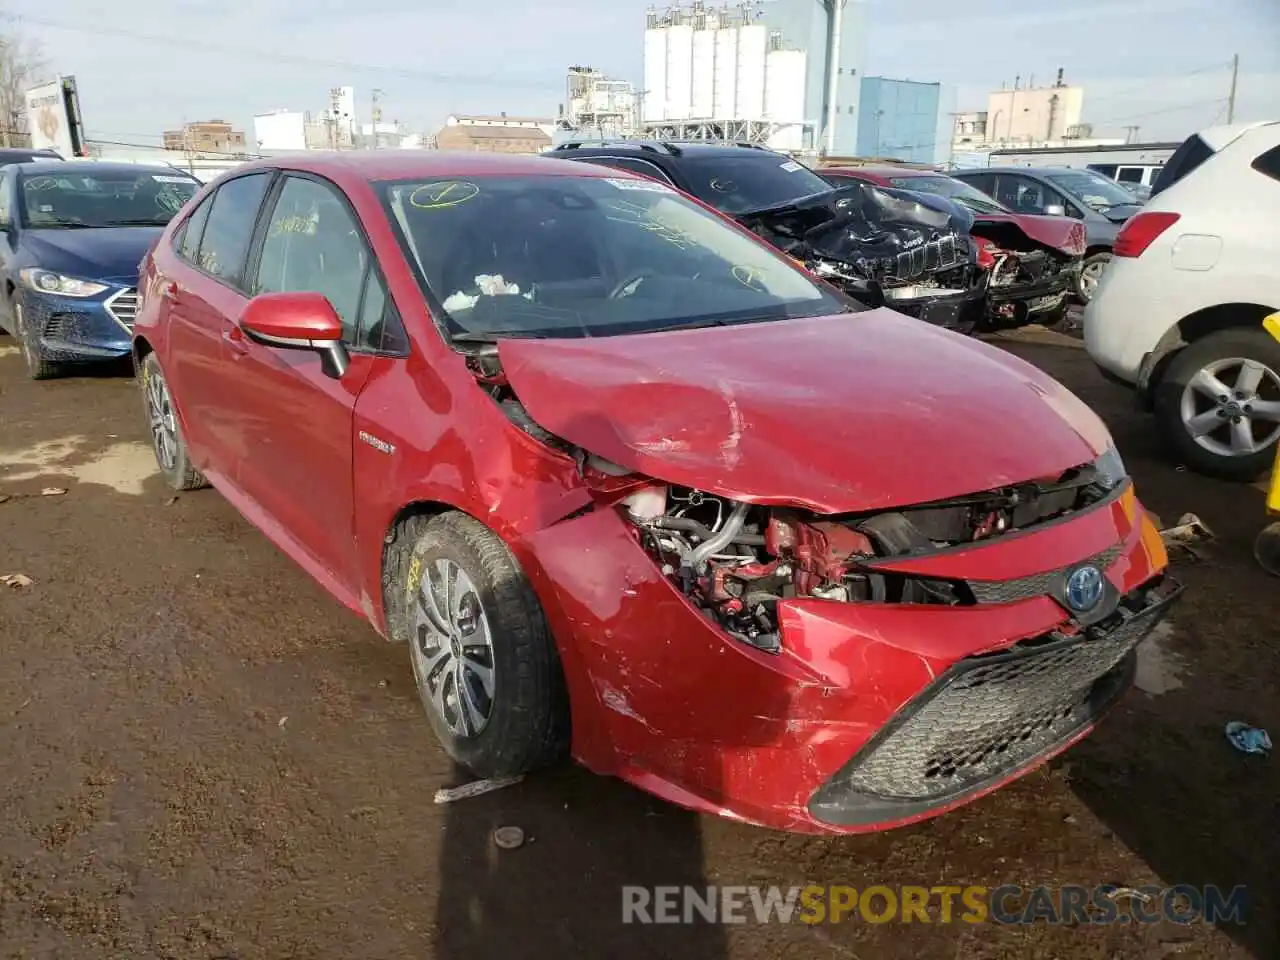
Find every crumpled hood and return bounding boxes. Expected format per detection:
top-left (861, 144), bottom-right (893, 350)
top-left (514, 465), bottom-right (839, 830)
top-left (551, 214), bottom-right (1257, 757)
top-left (970, 212), bottom-right (1084, 257)
top-left (22, 226), bottom-right (161, 283)
top-left (498, 309), bottom-right (1113, 513)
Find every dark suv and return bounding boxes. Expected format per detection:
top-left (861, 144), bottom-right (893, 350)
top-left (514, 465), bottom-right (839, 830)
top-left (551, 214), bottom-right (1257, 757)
top-left (547, 140), bottom-right (985, 331)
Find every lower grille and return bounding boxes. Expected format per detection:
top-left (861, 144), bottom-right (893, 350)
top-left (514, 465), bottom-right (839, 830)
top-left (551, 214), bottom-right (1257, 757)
top-left (838, 581), bottom-right (1180, 803)
top-left (105, 288), bottom-right (139, 330)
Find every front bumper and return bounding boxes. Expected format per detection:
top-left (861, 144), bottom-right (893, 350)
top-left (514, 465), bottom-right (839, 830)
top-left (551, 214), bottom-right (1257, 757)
top-left (18, 281), bottom-right (137, 362)
top-left (886, 285), bottom-right (987, 333)
top-left (984, 271), bottom-right (1074, 329)
top-left (525, 483), bottom-right (1173, 834)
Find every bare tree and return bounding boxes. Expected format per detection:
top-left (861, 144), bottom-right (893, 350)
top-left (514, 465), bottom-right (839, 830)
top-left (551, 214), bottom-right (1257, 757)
top-left (0, 29), bottom-right (49, 148)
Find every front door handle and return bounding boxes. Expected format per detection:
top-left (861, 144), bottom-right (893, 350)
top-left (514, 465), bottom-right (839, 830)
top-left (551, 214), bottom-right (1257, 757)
top-left (160, 280), bottom-right (179, 300)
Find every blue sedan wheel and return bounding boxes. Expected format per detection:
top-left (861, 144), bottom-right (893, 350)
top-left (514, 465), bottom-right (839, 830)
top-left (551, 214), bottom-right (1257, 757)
top-left (14, 303), bottom-right (61, 381)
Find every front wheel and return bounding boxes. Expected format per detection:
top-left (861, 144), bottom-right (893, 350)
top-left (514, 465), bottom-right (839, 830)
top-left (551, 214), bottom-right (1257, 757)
top-left (401, 511), bottom-right (569, 779)
top-left (1076, 252), bottom-right (1111, 304)
top-left (139, 352), bottom-right (209, 491)
top-left (1153, 328), bottom-right (1280, 481)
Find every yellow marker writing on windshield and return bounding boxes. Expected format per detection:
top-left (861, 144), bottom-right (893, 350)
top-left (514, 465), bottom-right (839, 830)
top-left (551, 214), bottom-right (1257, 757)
top-left (410, 181), bottom-right (480, 210)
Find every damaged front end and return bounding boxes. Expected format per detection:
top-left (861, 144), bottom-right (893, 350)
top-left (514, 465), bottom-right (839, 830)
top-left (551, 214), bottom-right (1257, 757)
top-left (735, 183), bottom-right (987, 333)
top-left (615, 453), bottom-right (1129, 654)
top-left (972, 219), bottom-right (1086, 332)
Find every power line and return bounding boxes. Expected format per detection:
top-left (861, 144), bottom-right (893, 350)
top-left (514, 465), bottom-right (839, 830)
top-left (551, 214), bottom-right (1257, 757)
top-left (1081, 61), bottom-right (1232, 108)
top-left (1088, 98), bottom-right (1226, 126)
top-left (1, 11), bottom-right (564, 91)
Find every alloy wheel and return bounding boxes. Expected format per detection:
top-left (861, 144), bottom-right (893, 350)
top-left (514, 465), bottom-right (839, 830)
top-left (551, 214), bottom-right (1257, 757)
top-left (144, 364), bottom-right (180, 472)
top-left (410, 558), bottom-right (497, 738)
top-left (1079, 259), bottom-right (1106, 302)
top-left (1179, 356), bottom-right (1280, 458)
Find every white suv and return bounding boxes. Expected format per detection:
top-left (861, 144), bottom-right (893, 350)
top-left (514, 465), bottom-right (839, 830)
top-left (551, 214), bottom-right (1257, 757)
top-left (1084, 121), bottom-right (1280, 481)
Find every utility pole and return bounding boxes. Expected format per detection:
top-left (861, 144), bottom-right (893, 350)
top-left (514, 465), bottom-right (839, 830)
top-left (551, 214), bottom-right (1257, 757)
top-left (371, 88), bottom-right (384, 149)
top-left (1227, 53), bottom-right (1239, 124)
top-left (1123, 125), bottom-right (1140, 144)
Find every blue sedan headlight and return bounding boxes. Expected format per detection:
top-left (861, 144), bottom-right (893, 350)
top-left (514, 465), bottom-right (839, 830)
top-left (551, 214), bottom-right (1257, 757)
top-left (1093, 445), bottom-right (1127, 491)
top-left (19, 268), bottom-right (109, 298)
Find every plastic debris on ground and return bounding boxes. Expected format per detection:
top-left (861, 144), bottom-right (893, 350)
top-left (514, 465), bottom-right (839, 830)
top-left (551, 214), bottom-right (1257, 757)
top-left (1254, 521), bottom-right (1280, 577)
top-left (1224, 721), bottom-right (1271, 755)
top-left (493, 825), bottom-right (526, 849)
top-left (433, 775), bottom-right (524, 804)
top-left (1158, 512), bottom-right (1215, 560)
top-left (1, 574), bottom-right (34, 589)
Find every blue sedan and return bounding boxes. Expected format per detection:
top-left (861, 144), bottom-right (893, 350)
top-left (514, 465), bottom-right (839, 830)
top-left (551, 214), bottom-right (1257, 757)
top-left (0, 161), bottom-right (201, 379)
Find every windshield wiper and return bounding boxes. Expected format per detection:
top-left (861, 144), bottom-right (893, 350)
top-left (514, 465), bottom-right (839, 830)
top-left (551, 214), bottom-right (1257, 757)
top-left (450, 330), bottom-right (551, 342)
top-left (99, 219), bottom-right (164, 226)
top-left (31, 222), bottom-right (95, 229)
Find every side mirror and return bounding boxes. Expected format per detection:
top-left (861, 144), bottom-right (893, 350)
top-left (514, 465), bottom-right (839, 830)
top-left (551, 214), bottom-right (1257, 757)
top-left (1043, 204), bottom-right (1067, 217)
top-left (239, 291), bottom-right (350, 379)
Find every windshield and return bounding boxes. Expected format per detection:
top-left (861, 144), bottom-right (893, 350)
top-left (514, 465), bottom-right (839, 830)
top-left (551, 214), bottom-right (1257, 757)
top-left (678, 154), bottom-right (834, 215)
top-left (381, 174), bottom-right (852, 341)
top-left (19, 169), bottom-right (200, 228)
top-left (888, 175), bottom-right (1010, 214)
top-left (1042, 170), bottom-right (1139, 211)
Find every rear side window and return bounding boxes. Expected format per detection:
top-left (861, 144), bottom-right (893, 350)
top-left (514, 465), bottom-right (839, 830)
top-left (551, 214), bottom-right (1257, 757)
top-left (177, 196), bottom-right (213, 262)
top-left (196, 172), bottom-right (272, 284)
top-left (1251, 145), bottom-right (1280, 182)
top-left (1151, 135), bottom-right (1213, 197)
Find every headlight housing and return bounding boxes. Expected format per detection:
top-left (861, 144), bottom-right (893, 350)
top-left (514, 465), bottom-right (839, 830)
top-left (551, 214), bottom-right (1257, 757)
top-left (1093, 445), bottom-right (1128, 491)
top-left (19, 269), bottom-right (109, 298)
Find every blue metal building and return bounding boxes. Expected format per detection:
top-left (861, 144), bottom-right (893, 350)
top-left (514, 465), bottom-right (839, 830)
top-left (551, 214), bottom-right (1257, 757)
top-left (856, 76), bottom-right (941, 163)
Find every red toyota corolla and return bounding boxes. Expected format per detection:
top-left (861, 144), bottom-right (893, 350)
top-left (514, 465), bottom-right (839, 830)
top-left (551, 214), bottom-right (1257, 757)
top-left (133, 151), bottom-right (1179, 833)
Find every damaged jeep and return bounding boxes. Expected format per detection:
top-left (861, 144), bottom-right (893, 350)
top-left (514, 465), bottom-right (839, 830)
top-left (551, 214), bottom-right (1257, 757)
top-left (547, 140), bottom-right (988, 331)
top-left (136, 152), bottom-right (1181, 835)
top-left (823, 166), bottom-right (1086, 331)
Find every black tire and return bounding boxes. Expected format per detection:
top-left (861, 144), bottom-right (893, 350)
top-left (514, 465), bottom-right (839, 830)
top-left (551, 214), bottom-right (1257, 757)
top-left (1076, 252), bottom-right (1111, 304)
top-left (398, 511), bottom-right (569, 778)
top-left (14, 302), bottom-right (62, 380)
top-left (139, 352), bottom-right (209, 491)
top-left (1153, 328), bottom-right (1280, 482)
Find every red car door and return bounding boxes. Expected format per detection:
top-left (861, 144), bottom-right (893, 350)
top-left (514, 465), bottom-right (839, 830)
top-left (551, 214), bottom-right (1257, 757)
top-left (216, 173), bottom-right (387, 594)
top-left (163, 172), bottom-right (274, 471)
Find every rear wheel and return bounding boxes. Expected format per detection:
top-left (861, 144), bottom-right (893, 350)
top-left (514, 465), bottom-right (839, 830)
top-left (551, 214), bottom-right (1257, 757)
top-left (1153, 328), bottom-right (1280, 481)
top-left (15, 303), bottom-right (62, 380)
top-left (140, 352), bottom-right (208, 491)
top-left (1076, 252), bottom-right (1111, 304)
top-left (401, 511), bottom-right (569, 778)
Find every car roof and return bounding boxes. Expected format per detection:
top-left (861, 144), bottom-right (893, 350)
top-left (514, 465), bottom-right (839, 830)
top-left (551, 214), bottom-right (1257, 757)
top-left (227, 149), bottom-right (631, 182)
top-left (550, 140), bottom-right (787, 160)
top-left (824, 166), bottom-right (938, 179)
top-left (14, 160), bottom-right (199, 178)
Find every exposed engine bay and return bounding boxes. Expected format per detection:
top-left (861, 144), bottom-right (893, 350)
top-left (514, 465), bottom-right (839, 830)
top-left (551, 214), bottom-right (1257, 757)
top-left (971, 220), bottom-right (1082, 331)
top-left (618, 466), bottom-right (1120, 653)
top-left (733, 182), bottom-right (984, 326)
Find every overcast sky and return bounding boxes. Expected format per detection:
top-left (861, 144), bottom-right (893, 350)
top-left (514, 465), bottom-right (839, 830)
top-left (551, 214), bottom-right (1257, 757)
top-left (8, 0), bottom-right (1279, 147)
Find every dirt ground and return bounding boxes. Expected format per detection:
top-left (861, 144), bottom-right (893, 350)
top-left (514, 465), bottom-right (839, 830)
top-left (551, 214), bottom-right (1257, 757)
top-left (0, 331), bottom-right (1275, 960)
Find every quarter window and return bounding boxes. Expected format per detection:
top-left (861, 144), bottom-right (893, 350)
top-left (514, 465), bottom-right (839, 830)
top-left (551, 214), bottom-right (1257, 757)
top-left (177, 195), bottom-right (213, 263)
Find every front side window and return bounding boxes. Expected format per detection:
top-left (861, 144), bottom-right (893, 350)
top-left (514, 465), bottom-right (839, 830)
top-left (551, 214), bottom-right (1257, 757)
top-left (381, 174), bottom-right (851, 341)
top-left (18, 168), bottom-right (200, 229)
top-left (1043, 169), bottom-right (1140, 211)
top-left (197, 173), bottom-right (272, 283)
top-left (0, 173), bottom-right (10, 225)
top-left (253, 175), bottom-right (370, 342)
top-left (678, 155), bottom-right (833, 215)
